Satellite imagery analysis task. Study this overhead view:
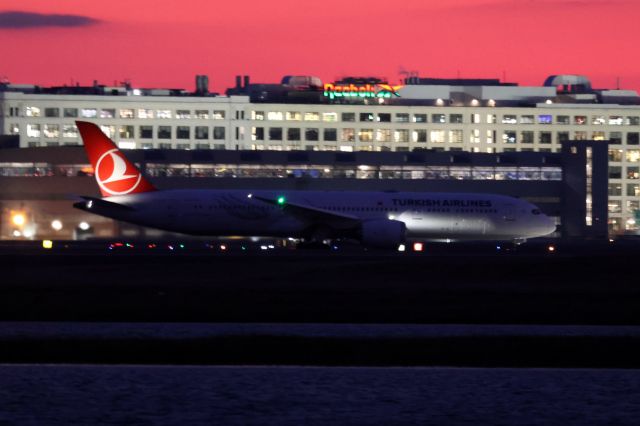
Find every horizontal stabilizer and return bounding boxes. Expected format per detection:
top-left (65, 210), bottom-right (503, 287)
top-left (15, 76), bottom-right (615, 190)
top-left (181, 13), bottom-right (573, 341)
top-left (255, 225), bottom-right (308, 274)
top-left (73, 196), bottom-right (136, 213)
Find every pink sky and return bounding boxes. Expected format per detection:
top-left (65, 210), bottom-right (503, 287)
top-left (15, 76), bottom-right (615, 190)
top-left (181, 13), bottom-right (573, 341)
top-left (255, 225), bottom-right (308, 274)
top-left (1, 0), bottom-right (639, 92)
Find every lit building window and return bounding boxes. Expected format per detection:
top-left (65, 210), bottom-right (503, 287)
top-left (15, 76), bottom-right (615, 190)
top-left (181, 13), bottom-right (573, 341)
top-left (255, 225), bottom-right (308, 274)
top-left (487, 114), bottom-right (496, 124)
top-left (432, 114), bottom-right (446, 124)
top-left (627, 200), bottom-right (640, 214)
top-left (486, 130), bottom-right (495, 144)
top-left (43, 124), bottom-right (59, 138)
top-left (413, 114), bottom-right (427, 123)
top-left (470, 129), bottom-right (481, 144)
top-left (119, 109), bottom-right (134, 119)
top-left (396, 113), bottom-right (409, 123)
top-left (27, 124), bottom-right (41, 138)
top-left (574, 116), bottom-right (587, 125)
top-left (10, 123), bottom-right (19, 135)
top-left (449, 130), bottom-right (463, 143)
top-left (267, 111), bottom-right (283, 121)
top-left (176, 110), bottom-right (191, 119)
top-left (252, 127), bottom-right (264, 141)
top-left (592, 116), bottom-right (605, 125)
top-left (304, 112), bottom-right (320, 121)
top-left (25, 107), bottom-right (41, 117)
top-left (286, 112), bottom-right (301, 121)
top-left (592, 131), bottom-right (606, 141)
top-left (430, 130), bottom-right (445, 143)
top-left (100, 109), bottom-right (115, 118)
top-left (341, 128), bottom-right (355, 142)
top-left (118, 141), bottom-right (136, 150)
top-left (119, 126), bottom-right (134, 139)
top-left (520, 115), bottom-right (534, 124)
top-left (156, 110), bottom-right (172, 119)
top-left (609, 116), bottom-right (624, 125)
top-left (99, 125), bottom-right (115, 138)
top-left (538, 115), bottom-right (553, 124)
top-left (62, 125), bottom-right (78, 138)
top-left (626, 150), bottom-right (640, 162)
top-left (80, 108), bottom-right (97, 118)
top-left (195, 110), bottom-right (209, 119)
top-left (503, 131), bottom-right (516, 144)
top-left (138, 109), bottom-right (154, 119)
top-left (502, 115), bottom-right (517, 124)
top-left (608, 200), bottom-right (622, 213)
top-left (609, 149), bottom-right (623, 162)
top-left (251, 111), bottom-right (264, 120)
top-left (627, 184), bottom-right (640, 197)
top-left (322, 112), bottom-right (338, 122)
top-left (413, 129), bottom-right (427, 143)
top-left (376, 129), bottom-right (392, 143)
top-left (360, 113), bottom-right (374, 122)
top-left (359, 129), bottom-right (374, 142)
top-left (574, 131), bottom-right (587, 140)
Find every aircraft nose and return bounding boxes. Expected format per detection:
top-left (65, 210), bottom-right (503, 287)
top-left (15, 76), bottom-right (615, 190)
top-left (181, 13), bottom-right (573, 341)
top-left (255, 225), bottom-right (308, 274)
top-left (539, 214), bottom-right (556, 236)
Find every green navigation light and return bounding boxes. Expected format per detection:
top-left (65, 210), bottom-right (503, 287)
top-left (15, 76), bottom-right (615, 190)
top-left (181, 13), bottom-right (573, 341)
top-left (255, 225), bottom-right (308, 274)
top-left (277, 196), bottom-right (286, 205)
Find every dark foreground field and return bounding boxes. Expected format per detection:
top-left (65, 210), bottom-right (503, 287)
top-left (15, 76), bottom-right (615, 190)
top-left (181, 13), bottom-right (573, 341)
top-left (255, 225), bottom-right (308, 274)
top-left (2, 250), bottom-right (640, 367)
top-left (0, 251), bottom-right (639, 324)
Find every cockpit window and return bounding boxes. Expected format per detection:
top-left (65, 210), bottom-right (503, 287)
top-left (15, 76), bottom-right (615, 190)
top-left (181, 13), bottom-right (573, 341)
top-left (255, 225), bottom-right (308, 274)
top-left (531, 209), bottom-right (541, 215)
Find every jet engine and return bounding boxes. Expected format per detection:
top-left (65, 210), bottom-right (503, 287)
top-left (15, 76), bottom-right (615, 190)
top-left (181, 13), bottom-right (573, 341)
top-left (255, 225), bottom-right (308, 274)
top-left (360, 219), bottom-right (406, 248)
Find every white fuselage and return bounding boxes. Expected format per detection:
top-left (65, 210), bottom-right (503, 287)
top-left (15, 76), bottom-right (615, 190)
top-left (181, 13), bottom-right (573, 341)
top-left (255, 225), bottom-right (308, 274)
top-left (80, 189), bottom-right (556, 242)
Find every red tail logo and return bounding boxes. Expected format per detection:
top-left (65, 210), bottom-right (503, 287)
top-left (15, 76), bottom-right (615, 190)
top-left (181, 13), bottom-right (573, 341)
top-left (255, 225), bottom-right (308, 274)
top-left (76, 121), bottom-right (156, 197)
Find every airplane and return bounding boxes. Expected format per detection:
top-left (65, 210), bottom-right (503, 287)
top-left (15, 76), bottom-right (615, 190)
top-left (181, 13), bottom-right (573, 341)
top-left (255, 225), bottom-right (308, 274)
top-left (73, 121), bottom-right (556, 248)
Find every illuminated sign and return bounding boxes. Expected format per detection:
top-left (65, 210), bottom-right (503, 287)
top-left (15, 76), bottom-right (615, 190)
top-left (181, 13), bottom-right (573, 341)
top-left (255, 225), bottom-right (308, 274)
top-left (323, 83), bottom-right (403, 100)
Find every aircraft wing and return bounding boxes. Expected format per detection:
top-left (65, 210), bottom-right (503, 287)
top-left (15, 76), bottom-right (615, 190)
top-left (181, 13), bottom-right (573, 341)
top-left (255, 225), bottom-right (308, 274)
top-left (252, 195), bottom-right (361, 229)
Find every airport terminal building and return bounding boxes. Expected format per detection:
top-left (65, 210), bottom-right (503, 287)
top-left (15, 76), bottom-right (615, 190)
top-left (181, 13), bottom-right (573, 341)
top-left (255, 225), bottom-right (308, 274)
top-left (0, 74), bottom-right (634, 239)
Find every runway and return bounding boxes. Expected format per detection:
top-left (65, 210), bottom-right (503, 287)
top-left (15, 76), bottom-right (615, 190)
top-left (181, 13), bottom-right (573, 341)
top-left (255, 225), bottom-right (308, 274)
top-left (2, 240), bottom-right (640, 366)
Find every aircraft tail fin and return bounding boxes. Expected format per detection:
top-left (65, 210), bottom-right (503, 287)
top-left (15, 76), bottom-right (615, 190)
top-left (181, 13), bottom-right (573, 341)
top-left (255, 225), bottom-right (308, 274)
top-left (75, 121), bottom-right (156, 197)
